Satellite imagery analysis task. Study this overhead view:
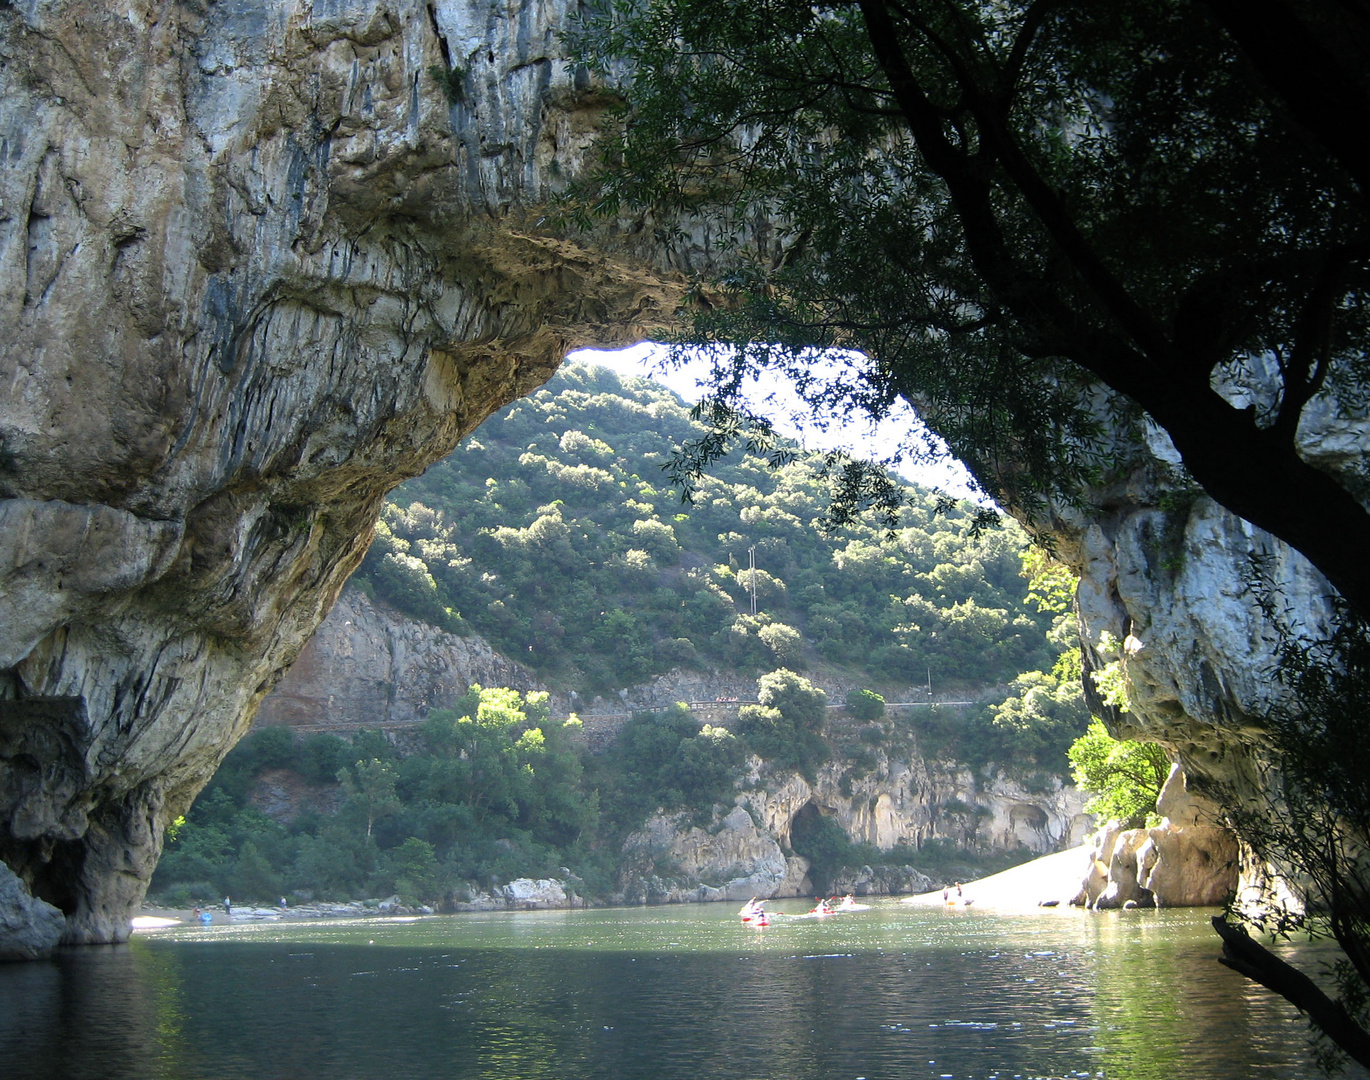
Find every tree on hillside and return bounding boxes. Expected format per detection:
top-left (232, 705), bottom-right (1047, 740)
top-left (570, 0), bottom-right (1370, 617)
top-left (338, 759), bottom-right (402, 840)
top-left (738, 669), bottom-right (829, 778)
top-left (570, 0), bottom-right (1370, 1063)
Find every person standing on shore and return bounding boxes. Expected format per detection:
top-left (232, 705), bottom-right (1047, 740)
top-left (224, 897), bottom-right (231, 917)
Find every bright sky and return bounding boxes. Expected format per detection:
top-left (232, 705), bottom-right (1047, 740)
top-left (567, 341), bottom-right (986, 502)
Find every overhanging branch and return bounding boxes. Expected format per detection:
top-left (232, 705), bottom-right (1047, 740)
top-left (1213, 915), bottom-right (1370, 1068)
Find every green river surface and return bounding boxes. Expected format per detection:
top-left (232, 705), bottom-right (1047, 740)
top-left (1, 900), bottom-right (1361, 1080)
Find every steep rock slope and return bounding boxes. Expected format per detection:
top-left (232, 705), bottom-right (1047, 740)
top-left (0, 0), bottom-right (676, 949)
top-left (254, 586), bottom-right (547, 728)
top-left (619, 755), bottom-right (1087, 904)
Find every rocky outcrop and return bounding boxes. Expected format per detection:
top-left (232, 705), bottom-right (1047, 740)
top-left (1074, 766), bottom-right (1238, 909)
top-left (619, 752), bottom-right (1086, 903)
top-left (447, 876), bottom-right (587, 910)
top-left (1049, 483), bottom-right (1337, 909)
top-left (255, 586), bottom-right (544, 728)
top-left (1, 0), bottom-right (1353, 953)
top-left (739, 751), bottom-right (1089, 858)
top-left (0, 862), bottom-right (65, 961)
top-left (0, 0), bottom-right (679, 950)
top-left (252, 584), bottom-right (801, 730)
top-left (619, 805), bottom-right (812, 903)
top-left (828, 864), bottom-right (936, 897)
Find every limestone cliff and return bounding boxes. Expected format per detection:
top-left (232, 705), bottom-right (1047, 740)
top-left (254, 585), bottom-right (545, 728)
top-left (0, 0), bottom-right (678, 952)
top-left (1043, 409), bottom-right (1364, 903)
top-left (1074, 766), bottom-right (1238, 910)
top-left (257, 584), bottom-right (1088, 901)
top-left (618, 752), bottom-right (1086, 904)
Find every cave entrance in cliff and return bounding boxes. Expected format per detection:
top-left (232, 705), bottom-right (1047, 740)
top-left (788, 801), bottom-right (848, 895)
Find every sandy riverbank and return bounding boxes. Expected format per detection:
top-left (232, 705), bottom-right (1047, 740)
top-left (133, 847), bottom-right (1093, 930)
top-left (901, 844), bottom-right (1091, 911)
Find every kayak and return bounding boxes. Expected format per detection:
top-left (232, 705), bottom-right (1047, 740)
top-left (739, 900), bottom-right (766, 922)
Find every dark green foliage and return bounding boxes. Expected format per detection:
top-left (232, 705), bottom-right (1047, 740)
top-left (598, 703), bottom-right (745, 831)
top-left (565, 0), bottom-right (1370, 620)
top-left (1212, 604), bottom-right (1370, 1072)
top-left (156, 662), bottom-right (1079, 907)
top-left (1067, 719), bottom-right (1170, 829)
top-left (845, 688), bottom-right (885, 721)
top-left (354, 363), bottom-right (1060, 697)
top-left (738, 669), bottom-right (829, 780)
top-left (427, 63), bottom-right (466, 105)
top-left (153, 690), bottom-right (599, 906)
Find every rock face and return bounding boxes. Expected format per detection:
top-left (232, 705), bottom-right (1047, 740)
top-left (619, 754), bottom-right (1085, 903)
top-left (620, 804), bottom-right (808, 904)
top-left (739, 751), bottom-right (1089, 858)
top-left (0, 862), bottom-right (65, 961)
top-left (1074, 766), bottom-right (1239, 910)
top-left (0, 0), bottom-right (1354, 952)
top-left (0, 0), bottom-right (678, 950)
top-left (255, 585), bottom-right (544, 728)
top-left (1051, 424), bottom-right (1355, 905)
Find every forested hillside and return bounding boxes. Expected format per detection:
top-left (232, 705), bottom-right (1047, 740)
top-left (151, 364), bottom-right (1092, 908)
top-left (357, 362), bottom-right (1061, 697)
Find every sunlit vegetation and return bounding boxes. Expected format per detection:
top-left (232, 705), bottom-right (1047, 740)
top-left (156, 669), bottom-right (1054, 906)
top-left (356, 362), bottom-right (1060, 697)
top-left (1067, 720), bottom-right (1171, 830)
top-left (154, 365), bottom-right (1095, 907)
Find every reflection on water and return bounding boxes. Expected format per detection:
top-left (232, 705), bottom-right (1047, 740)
top-left (1, 903), bottom-right (1361, 1080)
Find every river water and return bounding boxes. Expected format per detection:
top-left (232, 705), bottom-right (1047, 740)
top-left (1, 901), bottom-right (1360, 1080)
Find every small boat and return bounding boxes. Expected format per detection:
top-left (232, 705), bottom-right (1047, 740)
top-left (739, 899), bottom-right (765, 923)
top-left (834, 895), bottom-right (870, 912)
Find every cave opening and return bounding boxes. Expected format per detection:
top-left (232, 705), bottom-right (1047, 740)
top-left (788, 800), bottom-right (851, 895)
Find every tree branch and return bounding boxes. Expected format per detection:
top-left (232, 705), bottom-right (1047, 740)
top-left (1213, 915), bottom-right (1370, 1068)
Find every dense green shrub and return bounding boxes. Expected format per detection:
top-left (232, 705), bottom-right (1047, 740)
top-left (845, 688), bottom-right (886, 721)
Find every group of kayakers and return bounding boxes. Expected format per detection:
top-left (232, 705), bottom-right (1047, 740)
top-left (739, 894), bottom-right (871, 925)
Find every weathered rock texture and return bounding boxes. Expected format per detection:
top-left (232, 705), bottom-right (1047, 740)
top-left (738, 750), bottom-right (1088, 858)
top-left (1075, 764), bottom-right (1239, 910)
top-left (620, 804), bottom-right (809, 904)
top-left (257, 584), bottom-right (1087, 902)
top-left (0, 0), bottom-right (679, 950)
top-left (0, 0), bottom-right (1354, 953)
top-left (0, 862), bottom-right (65, 961)
top-left (255, 585), bottom-right (544, 728)
top-left (618, 752), bottom-right (1086, 903)
top-left (1044, 405), bottom-right (1361, 904)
